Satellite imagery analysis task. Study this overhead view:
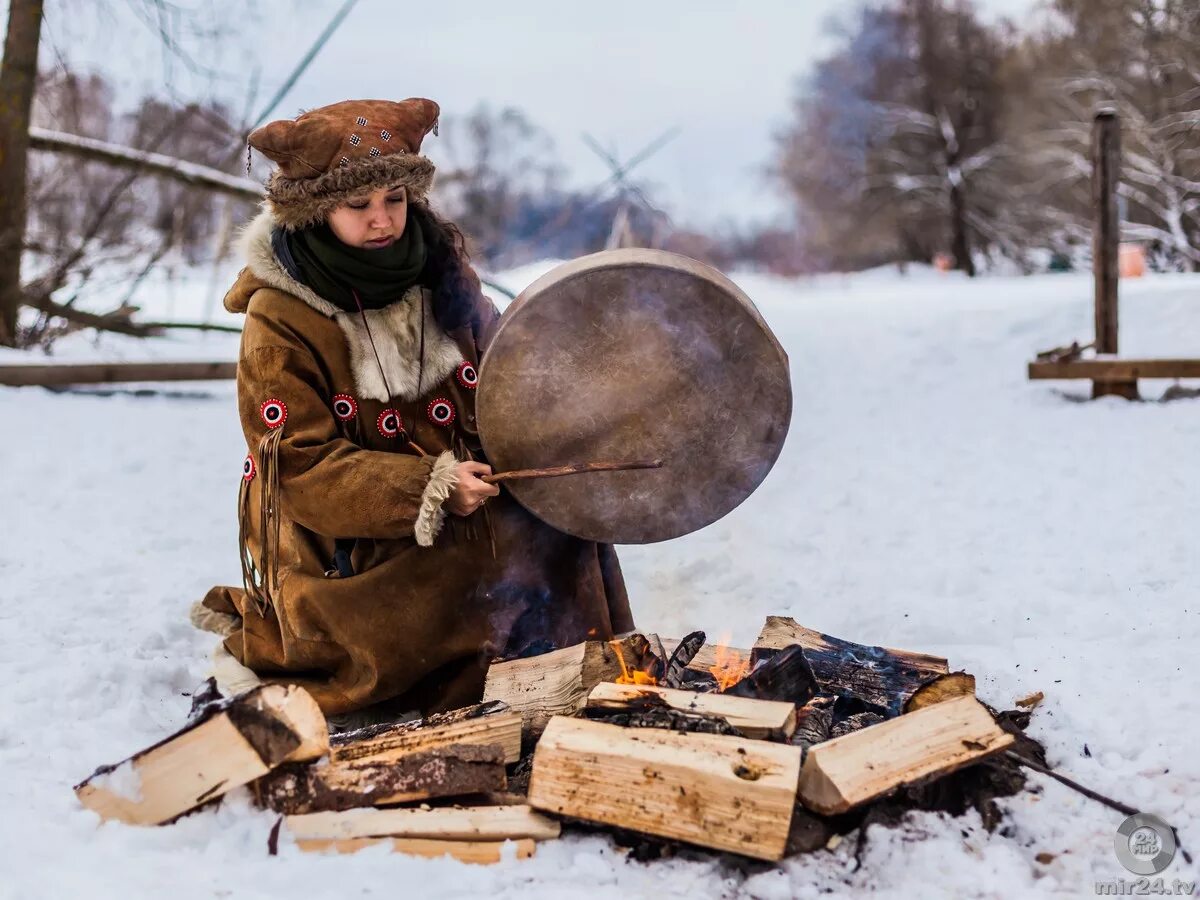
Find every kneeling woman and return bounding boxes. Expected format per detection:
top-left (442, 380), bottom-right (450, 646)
top-left (200, 98), bottom-right (634, 718)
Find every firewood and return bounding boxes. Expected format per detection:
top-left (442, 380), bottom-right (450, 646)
top-left (295, 836), bottom-right (536, 863)
top-left (285, 804), bottom-right (561, 843)
top-left (722, 644), bottom-right (818, 705)
top-left (904, 672), bottom-right (977, 712)
top-left (660, 637), bottom-right (752, 677)
top-left (586, 682), bottom-right (796, 740)
top-left (527, 716), bottom-right (802, 861)
top-left (75, 684), bottom-right (327, 825)
top-left (790, 699), bottom-right (833, 748)
top-left (482, 634), bottom-right (655, 736)
top-left (330, 702), bottom-right (522, 765)
top-left (753, 616), bottom-right (948, 714)
top-left (252, 744), bottom-right (507, 815)
top-left (797, 694), bottom-right (1014, 815)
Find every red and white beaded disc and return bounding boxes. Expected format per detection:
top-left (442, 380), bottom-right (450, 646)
top-left (377, 408), bottom-right (405, 439)
top-left (427, 397), bottom-right (456, 427)
top-left (260, 398), bottom-right (288, 429)
top-left (332, 393), bottom-right (358, 421)
top-left (242, 453), bottom-right (256, 482)
top-left (456, 361), bottom-right (479, 390)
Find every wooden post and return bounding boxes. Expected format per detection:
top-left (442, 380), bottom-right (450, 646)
top-left (1092, 111), bottom-right (1137, 400)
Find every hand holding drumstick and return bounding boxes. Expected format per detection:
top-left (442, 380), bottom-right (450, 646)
top-left (445, 458), bottom-right (663, 517)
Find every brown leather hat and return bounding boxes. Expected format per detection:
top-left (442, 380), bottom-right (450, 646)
top-left (248, 98), bottom-right (440, 230)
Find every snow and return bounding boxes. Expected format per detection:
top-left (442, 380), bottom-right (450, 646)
top-left (2, 264), bottom-right (1199, 898)
top-left (89, 760), bottom-right (144, 804)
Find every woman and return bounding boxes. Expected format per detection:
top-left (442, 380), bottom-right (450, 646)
top-left (196, 97), bottom-right (634, 719)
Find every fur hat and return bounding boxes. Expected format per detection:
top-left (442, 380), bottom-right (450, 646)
top-left (248, 98), bottom-right (440, 230)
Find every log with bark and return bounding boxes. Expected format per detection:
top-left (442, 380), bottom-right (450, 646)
top-left (753, 616), bottom-right (948, 715)
top-left (527, 715), bottom-right (803, 861)
top-left (797, 694), bottom-right (1013, 815)
top-left (330, 701), bottom-right (522, 765)
top-left (586, 682), bottom-right (796, 740)
top-left (75, 684), bottom-right (327, 825)
top-left (252, 744), bottom-right (507, 815)
top-left (482, 634), bottom-right (657, 737)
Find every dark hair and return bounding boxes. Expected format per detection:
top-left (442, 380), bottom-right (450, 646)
top-left (412, 202), bottom-right (487, 335)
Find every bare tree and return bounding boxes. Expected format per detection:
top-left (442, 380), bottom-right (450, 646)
top-left (0, 0), bottom-right (44, 346)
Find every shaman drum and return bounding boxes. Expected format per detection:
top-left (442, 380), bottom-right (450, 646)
top-left (477, 249), bottom-right (792, 544)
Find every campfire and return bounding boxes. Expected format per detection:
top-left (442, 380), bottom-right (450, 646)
top-left (73, 616), bottom-right (1049, 865)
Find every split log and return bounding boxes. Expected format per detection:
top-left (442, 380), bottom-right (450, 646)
top-left (753, 616), bottom-right (948, 715)
top-left (75, 684), bottom-right (327, 825)
top-left (904, 672), bottom-right (977, 712)
top-left (527, 716), bottom-right (802, 861)
top-left (295, 836), bottom-right (536, 863)
top-left (330, 702), bottom-right (522, 765)
top-left (482, 634), bottom-right (655, 736)
top-left (252, 744), bottom-right (507, 815)
top-left (285, 804), bottom-right (561, 843)
top-left (797, 694), bottom-right (1013, 815)
top-left (587, 682), bottom-right (796, 740)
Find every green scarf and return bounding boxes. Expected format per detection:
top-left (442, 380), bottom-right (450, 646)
top-left (279, 212), bottom-right (428, 312)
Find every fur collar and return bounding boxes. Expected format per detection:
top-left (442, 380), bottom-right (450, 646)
top-left (238, 208), bottom-right (462, 402)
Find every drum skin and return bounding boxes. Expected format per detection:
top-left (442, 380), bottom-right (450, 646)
top-left (477, 249), bottom-right (792, 544)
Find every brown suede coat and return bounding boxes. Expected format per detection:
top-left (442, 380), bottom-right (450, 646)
top-left (203, 210), bottom-right (634, 716)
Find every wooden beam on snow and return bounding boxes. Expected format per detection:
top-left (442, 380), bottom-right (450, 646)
top-left (75, 684), bottom-right (327, 825)
top-left (0, 360), bottom-right (237, 387)
top-left (586, 682), bottom-right (796, 740)
top-left (329, 702), bottom-right (522, 765)
top-left (285, 804), bottom-right (561, 843)
top-left (1027, 358), bottom-right (1200, 381)
top-left (797, 694), bottom-right (1013, 815)
top-left (527, 716), bottom-right (802, 861)
top-left (295, 836), bottom-right (536, 863)
top-left (252, 744), bottom-right (507, 815)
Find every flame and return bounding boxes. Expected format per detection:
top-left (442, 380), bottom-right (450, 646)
top-left (709, 637), bottom-right (750, 691)
top-left (610, 639), bottom-right (658, 686)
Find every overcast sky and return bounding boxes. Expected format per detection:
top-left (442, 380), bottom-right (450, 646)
top-left (36, 0), bottom-right (1044, 229)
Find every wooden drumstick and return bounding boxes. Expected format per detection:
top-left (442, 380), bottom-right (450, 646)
top-left (482, 458), bottom-right (663, 485)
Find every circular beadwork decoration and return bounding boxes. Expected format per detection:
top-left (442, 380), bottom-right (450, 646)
top-left (332, 393), bottom-right (358, 421)
top-left (456, 361), bottom-right (479, 390)
top-left (377, 408), bottom-right (406, 440)
top-left (242, 454), bottom-right (256, 482)
top-left (260, 399), bottom-right (287, 429)
top-left (427, 397), bottom-right (456, 427)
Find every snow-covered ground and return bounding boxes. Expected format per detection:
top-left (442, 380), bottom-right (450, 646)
top-left (2, 263), bottom-right (1198, 899)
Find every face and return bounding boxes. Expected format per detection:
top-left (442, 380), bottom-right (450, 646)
top-left (327, 184), bottom-right (408, 249)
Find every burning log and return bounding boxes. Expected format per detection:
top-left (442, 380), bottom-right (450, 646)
top-left (527, 716), bottom-right (802, 861)
top-left (252, 744), bottom-right (507, 815)
top-left (295, 836), bottom-right (536, 863)
top-left (285, 804), bottom-right (561, 843)
top-left (753, 617), bottom-right (948, 715)
top-left (790, 698), bottom-right (834, 748)
top-left (661, 630), bottom-right (706, 687)
top-left (482, 634), bottom-right (656, 737)
top-left (797, 695), bottom-right (1014, 815)
top-left (585, 682), bottom-right (797, 740)
top-left (330, 702), bottom-right (521, 765)
top-left (722, 644), bottom-right (819, 706)
top-left (75, 684), bottom-right (327, 825)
